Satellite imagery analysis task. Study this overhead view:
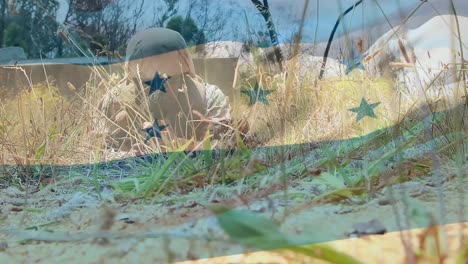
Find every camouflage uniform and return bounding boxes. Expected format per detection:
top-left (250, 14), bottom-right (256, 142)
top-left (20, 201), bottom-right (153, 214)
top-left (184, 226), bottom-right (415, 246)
top-left (101, 28), bottom-right (236, 151)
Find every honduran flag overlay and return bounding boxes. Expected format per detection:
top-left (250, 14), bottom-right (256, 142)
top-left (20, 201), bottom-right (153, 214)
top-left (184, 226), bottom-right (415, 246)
top-left (0, 0), bottom-right (466, 263)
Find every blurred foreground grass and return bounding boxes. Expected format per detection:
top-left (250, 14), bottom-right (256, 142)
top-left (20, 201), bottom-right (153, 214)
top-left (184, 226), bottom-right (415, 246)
top-left (0, 49), bottom-right (466, 263)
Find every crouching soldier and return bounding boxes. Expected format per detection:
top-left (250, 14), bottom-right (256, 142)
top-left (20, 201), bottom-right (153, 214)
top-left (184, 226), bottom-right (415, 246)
top-left (99, 28), bottom-right (248, 155)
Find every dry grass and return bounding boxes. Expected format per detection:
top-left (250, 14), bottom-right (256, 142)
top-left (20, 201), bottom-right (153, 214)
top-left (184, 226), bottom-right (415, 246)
top-left (0, 48), bottom-right (465, 180)
top-left (0, 28), bottom-right (466, 263)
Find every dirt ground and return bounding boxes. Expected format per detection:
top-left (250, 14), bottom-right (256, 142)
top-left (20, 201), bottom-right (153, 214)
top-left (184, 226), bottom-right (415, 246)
top-left (177, 223), bottom-right (466, 264)
top-left (0, 170), bottom-right (466, 264)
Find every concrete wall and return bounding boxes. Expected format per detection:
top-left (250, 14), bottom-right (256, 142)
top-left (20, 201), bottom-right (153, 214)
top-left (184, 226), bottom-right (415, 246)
top-left (0, 57), bottom-right (240, 102)
top-left (0, 47), bottom-right (27, 63)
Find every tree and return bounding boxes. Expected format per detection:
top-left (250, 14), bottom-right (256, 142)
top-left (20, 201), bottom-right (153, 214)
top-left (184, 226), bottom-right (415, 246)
top-left (1, 0), bottom-right (60, 58)
top-left (1, 0), bottom-right (146, 58)
top-left (166, 15), bottom-right (183, 34)
top-left (3, 21), bottom-right (27, 48)
top-left (186, 0), bottom-right (233, 43)
top-left (150, 0), bottom-right (179, 27)
top-left (66, 0), bottom-right (145, 58)
top-left (166, 15), bottom-right (206, 46)
top-left (88, 32), bottom-right (108, 56)
top-left (73, 0), bottom-right (115, 12)
top-left (0, 0), bottom-right (7, 48)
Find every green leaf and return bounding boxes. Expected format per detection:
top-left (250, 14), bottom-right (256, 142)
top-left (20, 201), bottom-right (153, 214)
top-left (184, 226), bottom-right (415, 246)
top-left (48, 126), bottom-right (59, 140)
top-left (140, 139), bottom-right (194, 196)
top-left (140, 151), bottom-right (182, 196)
top-left (212, 207), bottom-right (290, 251)
top-left (316, 172), bottom-right (346, 190)
top-left (34, 141), bottom-right (46, 159)
top-left (212, 207), bottom-right (362, 263)
top-left (292, 244), bottom-right (363, 264)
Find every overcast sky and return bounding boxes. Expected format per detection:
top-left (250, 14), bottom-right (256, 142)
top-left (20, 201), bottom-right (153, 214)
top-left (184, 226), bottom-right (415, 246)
top-left (241, 0), bottom-right (468, 42)
top-left (107, 0), bottom-right (468, 45)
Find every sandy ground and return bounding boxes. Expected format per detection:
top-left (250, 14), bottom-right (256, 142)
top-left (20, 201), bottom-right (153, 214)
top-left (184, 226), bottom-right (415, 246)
top-left (179, 223), bottom-right (467, 264)
top-left (0, 171), bottom-right (466, 264)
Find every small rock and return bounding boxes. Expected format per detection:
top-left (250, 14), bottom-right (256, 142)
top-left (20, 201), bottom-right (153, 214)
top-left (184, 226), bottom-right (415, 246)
top-left (124, 219), bottom-right (136, 224)
top-left (182, 201), bottom-right (199, 208)
top-left (410, 190), bottom-right (425, 198)
top-left (117, 214), bottom-right (137, 224)
top-left (336, 208), bottom-right (353, 214)
top-left (11, 207), bottom-right (22, 212)
top-left (307, 168), bottom-right (322, 176)
top-left (348, 219), bottom-right (387, 237)
top-left (378, 197), bottom-right (391, 206)
top-left (117, 213), bottom-right (131, 221)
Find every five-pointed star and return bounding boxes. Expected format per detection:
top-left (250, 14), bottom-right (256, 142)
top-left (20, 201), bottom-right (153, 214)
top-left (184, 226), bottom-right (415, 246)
top-left (144, 72), bottom-right (170, 96)
top-left (348, 98), bottom-right (380, 122)
top-left (143, 119), bottom-right (167, 143)
top-left (241, 82), bottom-right (273, 106)
top-left (342, 55), bottom-right (365, 75)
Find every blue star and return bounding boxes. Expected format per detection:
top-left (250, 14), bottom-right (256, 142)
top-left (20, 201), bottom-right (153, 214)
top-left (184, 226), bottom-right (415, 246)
top-left (348, 98), bottom-right (380, 122)
top-left (144, 72), bottom-right (170, 96)
top-left (143, 119), bottom-right (167, 143)
top-left (241, 82), bottom-right (273, 106)
top-left (342, 54), bottom-right (365, 75)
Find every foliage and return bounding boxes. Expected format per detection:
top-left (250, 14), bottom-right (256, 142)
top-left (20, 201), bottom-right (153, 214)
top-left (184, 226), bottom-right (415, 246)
top-left (152, 0), bottom-right (180, 27)
top-left (71, 0), bottom-right (146, 56)
top-left (0, 0), bottom-right (59, 58)
top-left (0, 0), bottom-right (141, 58)
top-left (0, 0), bottom-right (233, 58)
top-left (3, 22), bottom-right (26, 49)
top-left (212, 206), bottom-right (362, 263)
top-left (166, 15), bottom-right (206, 46)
